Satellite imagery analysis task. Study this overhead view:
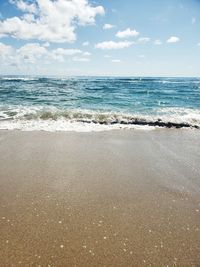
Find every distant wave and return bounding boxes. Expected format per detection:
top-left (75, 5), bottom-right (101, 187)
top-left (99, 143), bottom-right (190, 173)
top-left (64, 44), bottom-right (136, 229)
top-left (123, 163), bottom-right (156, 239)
top-left (0, 77), bottom-right (39, 82)
top-left (155, 81), bottom-right (200, 84)
top-left (0, 106), bottom-right (199, 132)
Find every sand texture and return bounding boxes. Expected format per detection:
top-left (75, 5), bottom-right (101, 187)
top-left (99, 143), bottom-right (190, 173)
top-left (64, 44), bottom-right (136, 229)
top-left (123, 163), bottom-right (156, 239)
top-left (0, 129), bottom-right (200, 266)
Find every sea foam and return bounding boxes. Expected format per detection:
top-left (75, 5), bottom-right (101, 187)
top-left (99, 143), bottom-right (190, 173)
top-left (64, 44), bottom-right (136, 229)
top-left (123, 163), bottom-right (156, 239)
top-left (0, 106), bottom-right (199, 132)
top-left (0, 76), bottom-right (200, 132)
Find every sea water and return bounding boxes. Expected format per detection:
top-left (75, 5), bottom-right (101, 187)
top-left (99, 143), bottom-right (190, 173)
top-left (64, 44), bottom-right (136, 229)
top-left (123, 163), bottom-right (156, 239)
top-left (0, 76), bottom-right (200, 131)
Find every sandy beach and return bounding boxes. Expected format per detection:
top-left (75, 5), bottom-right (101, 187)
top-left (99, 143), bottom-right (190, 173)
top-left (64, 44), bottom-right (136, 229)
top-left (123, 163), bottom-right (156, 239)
top-left (0, 129), bottom-right (200, 267)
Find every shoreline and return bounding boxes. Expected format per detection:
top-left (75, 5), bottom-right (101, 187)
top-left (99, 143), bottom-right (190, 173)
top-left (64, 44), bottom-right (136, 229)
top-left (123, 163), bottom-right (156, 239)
top-left (0, 121), bottom-right (199, 133)
top-left (0, 129), bottom-right (200, 266)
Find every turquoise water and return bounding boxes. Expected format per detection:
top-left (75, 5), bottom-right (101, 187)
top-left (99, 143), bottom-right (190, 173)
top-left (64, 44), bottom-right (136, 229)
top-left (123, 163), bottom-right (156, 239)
top-left (0, 76), bottom-right (200, 131)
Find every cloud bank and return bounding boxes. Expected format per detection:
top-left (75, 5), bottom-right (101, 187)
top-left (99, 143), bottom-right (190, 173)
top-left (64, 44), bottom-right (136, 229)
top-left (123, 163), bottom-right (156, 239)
top-left (0, 42), bottom-right (91, 66)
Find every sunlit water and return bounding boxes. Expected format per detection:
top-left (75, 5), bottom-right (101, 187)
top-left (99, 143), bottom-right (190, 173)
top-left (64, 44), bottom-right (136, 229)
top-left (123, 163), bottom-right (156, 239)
top-left (0, 76), bottom-right (200, 131)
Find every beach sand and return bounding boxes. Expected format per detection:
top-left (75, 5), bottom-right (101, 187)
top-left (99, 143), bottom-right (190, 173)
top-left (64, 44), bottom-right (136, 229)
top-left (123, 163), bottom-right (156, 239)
top-left (0, 129), bottom-right (199, 266)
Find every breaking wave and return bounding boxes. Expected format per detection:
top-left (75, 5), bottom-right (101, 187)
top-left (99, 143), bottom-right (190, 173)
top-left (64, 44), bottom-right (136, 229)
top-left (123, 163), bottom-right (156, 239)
top-left (0, 106), bottom-right (199, 132)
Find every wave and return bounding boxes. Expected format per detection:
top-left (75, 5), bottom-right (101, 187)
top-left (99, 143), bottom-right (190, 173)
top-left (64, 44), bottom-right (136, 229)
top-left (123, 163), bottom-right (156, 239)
top-left (0, 106), bottom-right (199, 132)
top-left (151, 80), bottom-right (200, 84)
top-left (0, 77), bottom-right (39, 82)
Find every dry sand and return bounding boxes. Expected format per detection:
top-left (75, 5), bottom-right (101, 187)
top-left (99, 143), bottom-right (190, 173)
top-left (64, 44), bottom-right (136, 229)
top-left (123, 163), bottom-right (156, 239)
top-left (0, 129), bottom-right (200, 267)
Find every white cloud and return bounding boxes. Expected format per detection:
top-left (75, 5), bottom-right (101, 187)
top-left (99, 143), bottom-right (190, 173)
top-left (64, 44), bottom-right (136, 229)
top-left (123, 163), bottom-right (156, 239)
top-left (154, 39), bottom-right (162, 45)
top-left (50, 48), bottom-right (83, 62)
top-left (0, 42), bottom-right (14, 58)
top-left (112, 59), bottom-right (121, 63)
top-left (104, 55), bottom-right (112, 58)
top-left (17, 43), bottom-right (48, 63)
top-left (95, 41), bottom-right (133, 49)
top-left (52, 48), bottom-right (82, 56)
top-left (167, 36), bottom-right (180, 43)
top-left (0, 0), bottom-right (105, 43)
top-left (116, 28), bottom-right (139, 38)
top-left (73, 57), bottom-right (90, 62)
top-left (43, 42), bottom-right (50, 47)
top-left (82, 41), bottom-right (90, 46)
top-left (10, 0), bottom-right (37, 13)
top-left (197, 43), bottom-right (200, 46)
top-left (138, 55), bottom-right (145, 58)
top-left (103, 24), bottom-right (115, 30)
top-left (83, 52), bottom-right (91, 56)
top-left (138, 37), bottom-right (150, 44)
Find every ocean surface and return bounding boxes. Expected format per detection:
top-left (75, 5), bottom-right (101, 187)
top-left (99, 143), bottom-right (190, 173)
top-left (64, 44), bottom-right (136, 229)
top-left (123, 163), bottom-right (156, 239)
top-left (0, 76), bottom-right (200, 131)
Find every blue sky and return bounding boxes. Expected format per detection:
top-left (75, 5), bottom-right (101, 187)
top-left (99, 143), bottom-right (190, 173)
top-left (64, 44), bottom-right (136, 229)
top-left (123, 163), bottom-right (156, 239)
top-left (0, 0), bottom-right (200, 76)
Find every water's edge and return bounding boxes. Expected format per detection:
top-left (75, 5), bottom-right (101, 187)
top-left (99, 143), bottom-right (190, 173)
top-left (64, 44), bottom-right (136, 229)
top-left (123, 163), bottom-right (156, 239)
top-left (0, 76), bottom-right (200, 132)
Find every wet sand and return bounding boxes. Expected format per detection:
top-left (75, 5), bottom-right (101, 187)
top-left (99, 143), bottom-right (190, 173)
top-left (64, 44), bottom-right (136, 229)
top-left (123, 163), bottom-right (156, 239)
top-left (0, 129), bottom-right (200, 267)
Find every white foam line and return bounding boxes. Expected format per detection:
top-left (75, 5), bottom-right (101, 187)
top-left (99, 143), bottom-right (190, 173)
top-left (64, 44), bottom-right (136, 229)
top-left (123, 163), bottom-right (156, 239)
top-left (0, 120), bottom-right (156, 132)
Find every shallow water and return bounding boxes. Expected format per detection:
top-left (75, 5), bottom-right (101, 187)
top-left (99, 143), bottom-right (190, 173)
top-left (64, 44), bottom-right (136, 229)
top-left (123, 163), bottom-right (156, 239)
top-left (0, 76), bottom-right (200, 131)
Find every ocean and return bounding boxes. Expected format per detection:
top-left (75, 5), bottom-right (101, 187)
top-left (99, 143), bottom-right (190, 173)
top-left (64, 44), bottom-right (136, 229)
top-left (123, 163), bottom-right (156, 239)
top-left (0, 76), bottom-right (200, 131)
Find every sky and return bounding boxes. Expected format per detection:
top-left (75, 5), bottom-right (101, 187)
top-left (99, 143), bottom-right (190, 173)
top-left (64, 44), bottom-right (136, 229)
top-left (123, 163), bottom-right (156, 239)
top-left (0, 0), bottom-right (200, 77)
